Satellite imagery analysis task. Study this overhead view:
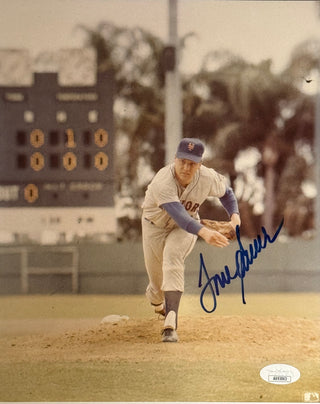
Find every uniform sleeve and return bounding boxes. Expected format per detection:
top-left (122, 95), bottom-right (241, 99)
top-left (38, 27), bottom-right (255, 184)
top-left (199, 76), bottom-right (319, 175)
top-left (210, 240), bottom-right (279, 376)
top-left (161, 202), bottom-right (203, 235)
top-left (219, 187), bottom-right (239, 217)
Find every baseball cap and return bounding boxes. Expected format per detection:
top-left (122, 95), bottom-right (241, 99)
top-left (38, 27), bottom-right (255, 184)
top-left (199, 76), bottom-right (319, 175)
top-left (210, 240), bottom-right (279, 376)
top-left (176, 138), bottom-right (205, 163)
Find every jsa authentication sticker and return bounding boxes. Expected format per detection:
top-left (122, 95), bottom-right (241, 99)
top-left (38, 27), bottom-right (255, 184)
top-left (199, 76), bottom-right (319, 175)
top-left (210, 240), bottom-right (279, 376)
top-left (260, 364), bottom-right (300, 385)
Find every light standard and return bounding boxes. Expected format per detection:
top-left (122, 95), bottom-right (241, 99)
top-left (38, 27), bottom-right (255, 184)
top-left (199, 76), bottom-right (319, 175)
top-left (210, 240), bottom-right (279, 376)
top-left (164, 0), bottom-right (182, 164)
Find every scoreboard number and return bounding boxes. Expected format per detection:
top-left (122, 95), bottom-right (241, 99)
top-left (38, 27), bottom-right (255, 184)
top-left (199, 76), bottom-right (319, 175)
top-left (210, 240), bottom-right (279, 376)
top-left (94, 152), bottom-right (108, 171)
top-left (30, 129), bottom-right (45, 148)
top-left (65, 128), bottom-right (76, 148)
top-left (63, 152), bottom-right (77, 171)
top-left (30, 152), bottom-right (45, 171)
top-left (24, 184), bottom-right (39, 203)
top-left (94, 128), bottom-right (108, 147)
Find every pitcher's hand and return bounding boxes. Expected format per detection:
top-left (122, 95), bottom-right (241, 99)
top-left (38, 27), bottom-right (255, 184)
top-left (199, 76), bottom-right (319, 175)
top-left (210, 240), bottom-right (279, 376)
top-left (198, 226), bottom-right (229, 248)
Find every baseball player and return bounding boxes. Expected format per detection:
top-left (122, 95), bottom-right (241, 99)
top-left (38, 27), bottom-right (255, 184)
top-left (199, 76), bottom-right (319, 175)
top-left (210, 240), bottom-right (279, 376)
top-left (141, 138), bottom-right (241, 342)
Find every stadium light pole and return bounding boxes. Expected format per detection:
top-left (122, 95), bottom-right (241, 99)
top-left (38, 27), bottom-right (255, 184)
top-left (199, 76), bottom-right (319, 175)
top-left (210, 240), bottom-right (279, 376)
top-left (164, 0), bottom-right (182, 164)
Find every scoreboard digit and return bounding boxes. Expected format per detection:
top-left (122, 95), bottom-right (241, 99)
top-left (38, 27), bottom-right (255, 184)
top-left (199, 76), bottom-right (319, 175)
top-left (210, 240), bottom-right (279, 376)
top-left (65, 128), bottom-right (77, 148)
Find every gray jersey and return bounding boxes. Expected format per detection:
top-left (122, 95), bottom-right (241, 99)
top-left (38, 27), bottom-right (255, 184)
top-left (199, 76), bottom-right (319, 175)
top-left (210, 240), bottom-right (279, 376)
top-left (142, 163), bottom-right (227, 229)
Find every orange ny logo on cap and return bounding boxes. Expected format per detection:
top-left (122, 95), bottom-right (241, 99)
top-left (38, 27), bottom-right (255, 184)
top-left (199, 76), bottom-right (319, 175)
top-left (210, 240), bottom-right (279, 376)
top-left (188, 143), bottom-right (195, 151)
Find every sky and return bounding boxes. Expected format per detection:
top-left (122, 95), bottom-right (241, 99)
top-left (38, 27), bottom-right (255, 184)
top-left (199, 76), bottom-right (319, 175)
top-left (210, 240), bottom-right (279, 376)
top-left (1, 0), bottom-right (320, 240)
top-left (0, 0), bottom-right (320, 75)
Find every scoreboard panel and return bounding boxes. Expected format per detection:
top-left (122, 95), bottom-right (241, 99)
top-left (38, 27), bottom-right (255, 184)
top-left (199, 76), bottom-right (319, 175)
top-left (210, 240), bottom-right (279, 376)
top-left (0, 71), bottom-right (114, 207)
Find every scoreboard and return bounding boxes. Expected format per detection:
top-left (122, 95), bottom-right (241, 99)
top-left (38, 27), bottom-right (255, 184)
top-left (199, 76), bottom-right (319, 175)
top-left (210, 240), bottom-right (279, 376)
top-left (0, 71), bottom-right (114, 207)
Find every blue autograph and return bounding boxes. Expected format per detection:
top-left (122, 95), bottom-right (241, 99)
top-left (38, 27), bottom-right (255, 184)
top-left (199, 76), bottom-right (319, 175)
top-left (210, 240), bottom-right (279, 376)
top-left (198, 218), bottom-right (284, 313)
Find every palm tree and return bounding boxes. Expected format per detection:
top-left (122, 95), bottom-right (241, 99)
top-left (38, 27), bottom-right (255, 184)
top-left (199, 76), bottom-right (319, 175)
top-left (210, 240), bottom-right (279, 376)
top-left (277, 38), bottom-right (319, 236)
top-left (185, 52), bottom-right (312, 236)
top-left (80, 21), bottom-right (317, 238)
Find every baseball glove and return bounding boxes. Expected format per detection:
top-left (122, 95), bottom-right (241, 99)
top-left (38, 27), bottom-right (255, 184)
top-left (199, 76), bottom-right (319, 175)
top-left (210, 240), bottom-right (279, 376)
top-left (200, 219), bottom-right (236, 240)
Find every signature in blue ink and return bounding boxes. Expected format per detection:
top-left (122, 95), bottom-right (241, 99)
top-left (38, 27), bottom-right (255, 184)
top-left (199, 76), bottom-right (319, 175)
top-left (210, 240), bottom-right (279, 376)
top-left (198, 219), bottom-right (284, 313)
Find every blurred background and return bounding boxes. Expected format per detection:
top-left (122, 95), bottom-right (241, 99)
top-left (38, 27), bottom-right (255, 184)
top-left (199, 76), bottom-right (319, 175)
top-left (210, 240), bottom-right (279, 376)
top-left (0, 0), bottom-right (319, 295)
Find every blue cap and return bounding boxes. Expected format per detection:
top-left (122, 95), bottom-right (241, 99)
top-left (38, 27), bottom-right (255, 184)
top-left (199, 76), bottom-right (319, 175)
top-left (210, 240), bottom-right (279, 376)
top-left (176, 138), bottom-right (204, 163)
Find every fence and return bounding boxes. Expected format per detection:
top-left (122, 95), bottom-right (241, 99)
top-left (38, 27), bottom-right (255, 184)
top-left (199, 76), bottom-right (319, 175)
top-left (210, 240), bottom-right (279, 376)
top-left (0, 246), bottom-right (79, 294)
top-left (0, 238), bottom-right (319, 295)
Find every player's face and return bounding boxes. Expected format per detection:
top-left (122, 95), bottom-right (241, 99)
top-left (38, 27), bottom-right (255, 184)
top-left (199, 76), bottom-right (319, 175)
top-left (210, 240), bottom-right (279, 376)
top-left (174, 158), bottom-right (201, 186)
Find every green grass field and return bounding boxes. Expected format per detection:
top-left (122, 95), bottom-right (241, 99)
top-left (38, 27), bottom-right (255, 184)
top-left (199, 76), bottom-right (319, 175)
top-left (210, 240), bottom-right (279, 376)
top-left (1, 292), bottom-right (319, 319)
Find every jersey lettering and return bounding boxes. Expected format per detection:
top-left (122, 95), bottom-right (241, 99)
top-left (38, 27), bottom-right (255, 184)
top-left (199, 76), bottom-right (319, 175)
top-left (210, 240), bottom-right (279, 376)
top-left (191, 203), bottom-right (200, 212)
top-left (185, 201), bottom-right (192, 211)
top-left (181, 200), bottom-right (200, 213)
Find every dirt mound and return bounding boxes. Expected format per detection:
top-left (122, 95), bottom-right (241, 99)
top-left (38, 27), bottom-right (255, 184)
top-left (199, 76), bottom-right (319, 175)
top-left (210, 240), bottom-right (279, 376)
top-left (2, 315), bottom-right (319, 364)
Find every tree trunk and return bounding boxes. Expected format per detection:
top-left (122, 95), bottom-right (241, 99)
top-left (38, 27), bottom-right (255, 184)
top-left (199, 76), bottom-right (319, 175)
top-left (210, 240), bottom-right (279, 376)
top-left (262, 140), bottom-right (279, 234)
top-left (263, 165), bottom-right (276, 233)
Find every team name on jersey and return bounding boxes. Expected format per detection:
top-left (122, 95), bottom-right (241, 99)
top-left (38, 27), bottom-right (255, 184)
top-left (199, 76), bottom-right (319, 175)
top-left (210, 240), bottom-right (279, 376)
top-left (181, 200), bottom-right (200, 213)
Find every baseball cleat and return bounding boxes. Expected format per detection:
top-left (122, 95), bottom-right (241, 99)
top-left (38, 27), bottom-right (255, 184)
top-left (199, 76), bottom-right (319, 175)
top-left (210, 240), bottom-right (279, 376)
top-left (163, 310), bottom-right (176, 329)
top-left (162, 328), bottom-right (179, 342)
top-left (162, 310), bottom-right (178, 342)
top-left (153, 303), bottom-right (165, 317)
